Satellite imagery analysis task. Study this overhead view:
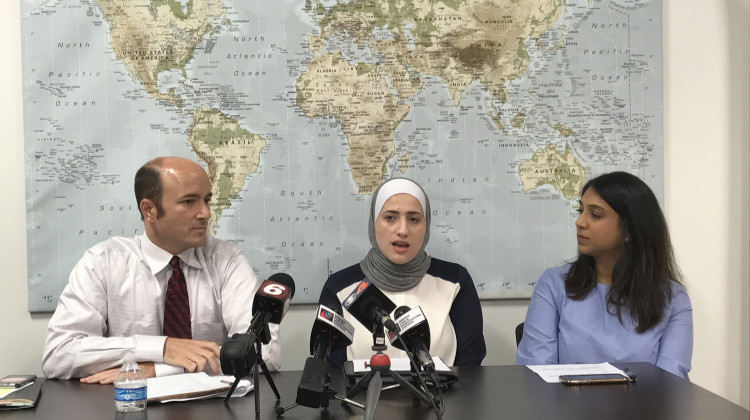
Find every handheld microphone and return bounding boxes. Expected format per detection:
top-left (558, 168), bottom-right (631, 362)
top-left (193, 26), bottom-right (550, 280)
top-left (388, 306), bottom-right (435, 372)
top-left (342, 280), bottom-right (398, 332)
top-left (220, 273), bottom-right (295, 377)
top-left (296, 305), bottom-right (355, 408)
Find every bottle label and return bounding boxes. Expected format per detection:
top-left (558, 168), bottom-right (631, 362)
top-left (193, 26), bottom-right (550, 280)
top-left (114, 386), bottom-right (147, 401)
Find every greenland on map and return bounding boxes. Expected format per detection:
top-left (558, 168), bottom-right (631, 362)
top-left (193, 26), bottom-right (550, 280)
top-left (22, 0), bottom-right (663, 310)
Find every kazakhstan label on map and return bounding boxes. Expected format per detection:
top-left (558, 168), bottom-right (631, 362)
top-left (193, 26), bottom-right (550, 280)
top-left (22, 0), bottom-right (663, 311)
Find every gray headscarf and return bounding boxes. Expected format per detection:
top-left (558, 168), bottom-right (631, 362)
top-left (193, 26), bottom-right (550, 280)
top-left (359, 178), bottom-right (432, 292)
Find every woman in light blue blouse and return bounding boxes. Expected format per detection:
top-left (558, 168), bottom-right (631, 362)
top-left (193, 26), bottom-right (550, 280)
top-left (516, 172), bottom-right (693, 378)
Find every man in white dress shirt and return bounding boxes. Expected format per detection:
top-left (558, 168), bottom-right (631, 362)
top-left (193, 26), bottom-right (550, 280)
top-left (42, 156), bottom-right (280, 382)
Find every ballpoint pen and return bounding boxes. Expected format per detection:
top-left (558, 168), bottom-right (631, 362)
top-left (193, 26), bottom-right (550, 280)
top-left (0, 375), bottom-right (37, 389)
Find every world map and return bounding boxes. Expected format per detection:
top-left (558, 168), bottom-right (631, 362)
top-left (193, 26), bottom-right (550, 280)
top-left (22, 0), bottom-right (663, 311)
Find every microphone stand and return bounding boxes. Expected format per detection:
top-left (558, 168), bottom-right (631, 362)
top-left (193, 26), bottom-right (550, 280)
top-left (253, 338), bottom-right (280, 415)
top-left (276, 363), bottom-right (365, 415)
top-left (223, 330), bottom-right (281, 416)
top-left (342, 322), bottom-right (434, 419)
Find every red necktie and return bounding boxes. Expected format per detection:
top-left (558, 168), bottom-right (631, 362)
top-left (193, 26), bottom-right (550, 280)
top-left (163, 256), bottom-right (192, 339)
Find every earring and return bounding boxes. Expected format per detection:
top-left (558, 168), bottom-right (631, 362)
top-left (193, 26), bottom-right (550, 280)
top-left (624, 235), bottom-right (631, 243)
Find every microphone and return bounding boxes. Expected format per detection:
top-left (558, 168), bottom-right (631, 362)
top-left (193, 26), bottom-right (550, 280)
top-left (309, 305), bottom-right (355, 359)
top-left (296, 305), bottom-right (354, 408)
top-left (220, 273), bottom-right (295, 377)
top-left (249, 272), bottom-right (296, 343)
top-left (388, 306), bottom-right (436, 373)
top-left (342, 280), bottom-right (398, 332)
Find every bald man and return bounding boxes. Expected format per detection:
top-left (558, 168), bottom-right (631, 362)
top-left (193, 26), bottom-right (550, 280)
top-left (42, 157), bottom-right (280, 382)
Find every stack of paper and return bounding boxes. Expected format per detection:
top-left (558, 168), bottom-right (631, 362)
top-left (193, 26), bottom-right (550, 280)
top-left (147, 373), bottom-right (253, 403)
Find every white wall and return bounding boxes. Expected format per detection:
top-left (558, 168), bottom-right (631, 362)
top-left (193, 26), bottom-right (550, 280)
top-left (663, 0), bottom-right (750, 409)
top-left (1, 0), bottom-right (747, 410)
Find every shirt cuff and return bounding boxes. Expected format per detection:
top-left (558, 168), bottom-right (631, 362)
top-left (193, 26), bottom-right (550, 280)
top-left (134, 335), bottom-right (168, 362)
top-left (154, 363), bottom-right (185, 377)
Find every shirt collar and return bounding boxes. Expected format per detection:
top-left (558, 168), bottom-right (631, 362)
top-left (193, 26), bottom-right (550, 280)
top-left (139, 234), bottom-right (202, 275)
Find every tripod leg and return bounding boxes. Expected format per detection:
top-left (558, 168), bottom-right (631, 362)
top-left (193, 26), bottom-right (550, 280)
top-left (276, 402), bottom-right (298, 416)
top-left (254, 362), bottom-right (260, 415)
top-left (364, 372), bottom-right (383, 420)
top-left (223, 377), bottom-right (241, 405)
top-left (345, 370), bottom-right (374, 400)
top-left (389, 371), bottom-right (434, 407)
top-left (333, 394), bottom-right (365, 410)
top-left (257, 359), bottom-right (281, 400)
top-left (253, 335), bottom-right (281, 401)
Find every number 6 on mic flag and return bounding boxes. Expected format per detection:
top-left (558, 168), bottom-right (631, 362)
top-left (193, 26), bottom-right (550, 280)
top-left (253, 273), bottom-right (295, 325)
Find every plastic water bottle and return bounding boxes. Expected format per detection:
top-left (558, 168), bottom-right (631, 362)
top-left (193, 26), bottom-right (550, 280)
top-left (114, 359), bottom-right (147, 412)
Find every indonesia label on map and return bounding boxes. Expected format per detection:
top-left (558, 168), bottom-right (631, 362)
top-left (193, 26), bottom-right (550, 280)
top-left (22, 0), bottom-right (663, 311)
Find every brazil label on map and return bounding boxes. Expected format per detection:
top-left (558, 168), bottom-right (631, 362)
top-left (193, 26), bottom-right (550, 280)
top-left (22, 0), bottom-right (663, 310)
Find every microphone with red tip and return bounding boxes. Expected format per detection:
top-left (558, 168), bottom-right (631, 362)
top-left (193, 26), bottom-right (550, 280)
top-left (342, 280), bottom-right (398, 333)
top-left (220, 273), bottom-right (295, 377)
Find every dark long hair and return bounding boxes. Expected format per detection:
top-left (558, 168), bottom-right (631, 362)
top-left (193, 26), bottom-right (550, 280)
top-left (565, 172), bottom-right (683, 332)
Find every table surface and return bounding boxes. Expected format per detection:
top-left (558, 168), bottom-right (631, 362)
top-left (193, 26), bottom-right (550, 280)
top-left (3, 363), bottom-right (748, 419)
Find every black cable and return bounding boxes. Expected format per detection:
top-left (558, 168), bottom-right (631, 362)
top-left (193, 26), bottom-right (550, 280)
top-left (393, 331), bottom-right (443, 419)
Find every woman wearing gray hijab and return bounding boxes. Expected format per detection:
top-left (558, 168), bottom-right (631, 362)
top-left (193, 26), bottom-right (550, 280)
top-left (319, 178), bottom-right (486, 368)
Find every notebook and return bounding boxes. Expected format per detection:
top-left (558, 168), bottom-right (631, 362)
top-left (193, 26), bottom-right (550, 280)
top-left (0, 380), bottom-right (43, 410)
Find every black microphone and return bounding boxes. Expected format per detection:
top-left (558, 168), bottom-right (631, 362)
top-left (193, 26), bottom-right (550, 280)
top-left (248, 272), bottom-right (296, 343)
top-left (220, 273), bottom-right (295, 377)
top-left (388, 306), bottom-right (435, 372)
top-left (296, 305), bottom-right (355, 408)
top-left (309, 305), bottom-right (355, 359)
top-left (342, 280), bottom-right (398, 332)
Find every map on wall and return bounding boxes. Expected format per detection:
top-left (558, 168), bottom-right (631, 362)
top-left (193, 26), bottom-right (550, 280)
top-left (21, 0), bottom-right (663, 311)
